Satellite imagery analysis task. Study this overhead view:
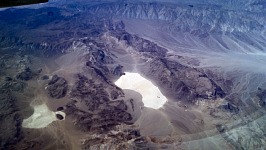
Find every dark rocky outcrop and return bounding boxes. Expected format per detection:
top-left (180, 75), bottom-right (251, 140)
top-left (56, 106), bottom-right (64, 111)
top-left (16, 68), bottom-right (33, 81)
top-left (92, 49), bottom-right (114, 64)
top-left (108, 27), bottom-right (228, 104)
top-left (133, 137), bottom-right (155, 149)
top-left (41, 75), bottom-right (49, 80)
top-left (213, 86), bottom-right (226, 98)
top-left (110, 90), bottom-right (120, 100)
top-left (216, 124), bottom-right (228, 133)
top-left (99, 108), bottom-right (132, 123)
top-left (257, 87), bottom-right (266, 107)
top-left (0, 87), bottom-right (22, 149)
top-left (0, 77), bottom-right (26, 93)
top-left (111, 31), bottom-right (167, 57)
top-left (85, 61), bottom-right (112, 83)
top-left (220, 102), bottom-right (239, 114)
top-left (81, 128), bottom-right (143, 149)
top-left (56, 114), bottom-right (64, 120)
top-left (16, 67), bottom-right (42, 81)
top-left (126, 129), bottom-right (141, 137)
top-left (139, 58), bottom-right (217, 103)
top-left (47, 75), bottom-right (68, 99)
top-left (64, 73), bottom-right (132, 133)
top-left (113, 65), bottom-right (124, 76)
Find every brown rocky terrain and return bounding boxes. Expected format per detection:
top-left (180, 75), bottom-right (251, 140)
top-left (0, 3), bottom-right (265, 149)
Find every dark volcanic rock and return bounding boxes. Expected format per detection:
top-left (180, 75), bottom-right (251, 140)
top-left (110, 90), bottom-right (120, 100)
top-left (133, 137), bottom-right (153, 149)
top-left (1, 78), bottom-right (26, 93)
top-left (257, 88), bottom-right (266, 107)
top-left (99, 109), bottom-right (132, 122)
top-left (260, 100), bottom-right (266, 107)
top-left (96, 49), bottom-right (105, 63)
top-left (225, 93), bottom-right (245, 107)
top-left (141, 58), bottom-right (215, 103)
top-left (0, 90), bottom-right (22, 149)
top-left (10, 81), bottom-right (27, 92)
top-left (92, 49), bottom-right (114, 64)
top-left (214, 86), bottom-right (226, 98)
top-left (41, 75), bottom-right (49, 80)
top-left (16, 67), bottom-right (42, 81)
top-left (56, 106), bottom-right (64, 111)
top-left (113, 31), bottom-right (167, 57)
top-left (71, 74), bottom-right (92, 95)
top-left (56, 114), bottom-right (64, 120)
top-left (196, 94), bottom-right (209, 99)
top-left (216, 124), bottom-right (227, 133)
top-left (85, 61), bottom-right (111, 83)
top-left (65, 74), bottom-right (132, 134)
top-left (16, 68), bottom-right (33, 81)
top-left (113, 65), bottom-right (124, 76)
top-left (91, 66), bottom-right (110, 83)
top-left (220, 102), bottom-right (239, 113)
top-left (4, 76), bottom-right (12, 81)
top-left (136, 56), bottom-right (229, 104)
top-left (127, 129), bottom-right (141, 137)
top-left (47, 75), bottom-right (68, 99)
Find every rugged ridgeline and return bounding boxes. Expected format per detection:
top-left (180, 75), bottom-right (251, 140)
top-left (0, 6), bottom-right (109, 57)
top-left (1, 1), bottom-right (265, 56)
top-left (50, 20), bottom-right (266, 149)
top-left (48, 0), bottom-right (266, 13)
top-left (87, 2), bottom-right (265, 33)
top-left (107, 21), bottom-right (228, 103)
top-left (39, 20), bottom-right (236, 149)
top-left (0, 17), bottom-right (232, 149)
top-left (0, 82), bottom-right (23, 149)
top-left (0, 54), bottom-right (42, 149)
top-left (84, 2), bottom-right (266, 53)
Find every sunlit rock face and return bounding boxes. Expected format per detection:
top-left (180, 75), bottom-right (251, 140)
top-left (115, 72), bottom-right (167, 109)
top-left (22, 104), bottom-right (65, 129)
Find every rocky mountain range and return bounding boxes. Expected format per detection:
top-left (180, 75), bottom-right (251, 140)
top-left (0, 0), bottom-right (265, 149)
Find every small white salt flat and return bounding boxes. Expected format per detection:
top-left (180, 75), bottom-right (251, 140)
top-left (115, 72), bottom-right (167, 109)
top-left (22, 103), bottom-right (65, 129)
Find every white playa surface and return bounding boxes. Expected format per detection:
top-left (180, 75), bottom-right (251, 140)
top-left (115, 72), bottom-right (167, 109)
top-left (22, 103), bottom-right (65, 129)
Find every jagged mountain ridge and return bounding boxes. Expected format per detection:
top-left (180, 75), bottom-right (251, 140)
top-left (61, 1), bottom-right (266, 54)
top-left (42, 0), bottom-right (266, 33)
top-left (85, 2), bottom-right (265, 33)
top-left (48, 0), bottom-right (266, 11)
top-left (0, 1), bottom-right (265, 55)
